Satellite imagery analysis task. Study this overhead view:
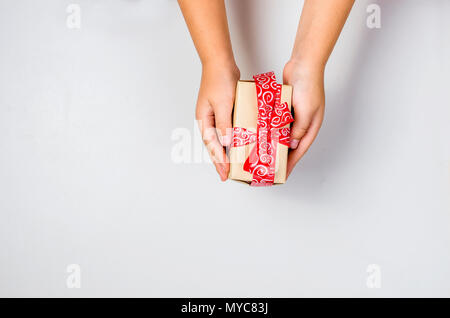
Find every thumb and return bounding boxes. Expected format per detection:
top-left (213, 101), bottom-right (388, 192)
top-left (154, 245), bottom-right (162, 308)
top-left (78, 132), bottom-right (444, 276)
top-left (290, 109), bottom-right (313, 149)
top-left (214, 104), bottom-right (233, 147)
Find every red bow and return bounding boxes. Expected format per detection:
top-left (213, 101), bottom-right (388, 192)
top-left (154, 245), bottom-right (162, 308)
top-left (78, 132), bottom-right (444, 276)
top-left (231, 72), bottom-right (294, 186)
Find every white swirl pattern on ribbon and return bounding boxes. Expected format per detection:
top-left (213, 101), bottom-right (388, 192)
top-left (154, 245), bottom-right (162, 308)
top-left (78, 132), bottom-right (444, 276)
top-left (231, 72), bottom-right (294, 186)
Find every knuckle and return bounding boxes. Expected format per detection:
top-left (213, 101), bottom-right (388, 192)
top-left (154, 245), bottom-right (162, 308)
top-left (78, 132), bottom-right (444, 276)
top-left (291, 126), bottom-right (308, 138)
top-left (202, 128), bottom-right (217, 143)
top-left (215, 119), bottom-right (232, 130)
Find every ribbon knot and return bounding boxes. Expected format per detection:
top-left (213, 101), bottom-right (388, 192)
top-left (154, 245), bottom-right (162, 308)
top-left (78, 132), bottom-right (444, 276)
top-left (231, 72), bottom-right (294, 186)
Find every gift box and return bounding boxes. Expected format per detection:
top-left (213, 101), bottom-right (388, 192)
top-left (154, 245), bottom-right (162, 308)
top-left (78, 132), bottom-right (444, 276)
top-left (228, 72), bottom-right (293, 186)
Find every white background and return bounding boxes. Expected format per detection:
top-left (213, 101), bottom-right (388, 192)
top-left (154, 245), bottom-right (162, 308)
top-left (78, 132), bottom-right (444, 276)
top-left (0, 0), bottom-right (449, 297)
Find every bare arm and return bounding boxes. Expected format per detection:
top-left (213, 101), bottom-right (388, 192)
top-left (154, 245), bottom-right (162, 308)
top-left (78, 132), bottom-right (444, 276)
top-left (178, 0), bottom-right (235, 67)
top-left (178, 0), bottom-right (239, 181)
top-left (291, 0), bottom-right (355, 70)
top-left (284, 0), bottom-right (355, 177)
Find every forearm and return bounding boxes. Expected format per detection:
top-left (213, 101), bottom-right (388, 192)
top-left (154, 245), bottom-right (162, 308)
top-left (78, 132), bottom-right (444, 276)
top-left (177, 0), bottom-right (236, 68)
top-left (291, 0), bottom-right (355, 70)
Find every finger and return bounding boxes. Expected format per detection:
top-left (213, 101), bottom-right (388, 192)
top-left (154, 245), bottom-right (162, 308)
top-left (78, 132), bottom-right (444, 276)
top-left (213, 101), bottom-right (233, 147)
top-left (289, 107), bottom-right (314, 150)
top-left (196, 101), bottom-right (229, 181)
top-left (207, 141), bottom-right (229, 181)
top-left (287, 109), bottom-right (324, 178)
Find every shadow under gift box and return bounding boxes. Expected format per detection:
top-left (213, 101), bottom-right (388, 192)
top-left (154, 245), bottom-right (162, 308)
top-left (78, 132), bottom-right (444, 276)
top-left (228, 80), bottom-right (293, 184)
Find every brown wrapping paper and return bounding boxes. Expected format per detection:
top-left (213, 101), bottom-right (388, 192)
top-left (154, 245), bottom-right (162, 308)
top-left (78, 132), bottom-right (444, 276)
top-left (228, 80), bottom-right (292, 184)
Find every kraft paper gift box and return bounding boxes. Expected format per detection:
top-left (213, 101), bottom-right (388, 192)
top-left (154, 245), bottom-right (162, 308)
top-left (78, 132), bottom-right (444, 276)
top-left (228, 79), bottom-right (293, 185)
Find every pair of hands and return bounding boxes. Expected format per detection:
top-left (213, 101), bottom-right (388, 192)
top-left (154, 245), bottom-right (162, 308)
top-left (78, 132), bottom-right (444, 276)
top-left (196, 60), bottom-right (325, 181)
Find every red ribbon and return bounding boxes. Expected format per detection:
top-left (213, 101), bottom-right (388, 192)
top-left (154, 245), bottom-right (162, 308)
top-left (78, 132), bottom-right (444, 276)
top-left (231, 72), bottom-right (294, 186)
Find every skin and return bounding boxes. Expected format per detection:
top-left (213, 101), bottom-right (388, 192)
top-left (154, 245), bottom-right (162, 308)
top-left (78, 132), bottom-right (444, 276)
top-left (178, 0), bottom-right (355, 181)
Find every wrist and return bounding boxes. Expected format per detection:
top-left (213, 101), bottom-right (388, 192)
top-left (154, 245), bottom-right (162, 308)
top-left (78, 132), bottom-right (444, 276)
top-left (288, 57), bottom-right (324, 74)
top-left (289, 49), bottom-right (327, 70)
top-left (202, 58), bottom-right (240, 80)
top-left (284, 58), bottom-right (324, 84)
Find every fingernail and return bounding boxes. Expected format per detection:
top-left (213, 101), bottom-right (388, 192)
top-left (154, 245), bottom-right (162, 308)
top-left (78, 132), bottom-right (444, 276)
top-left (218, 164), bottom-right (228, 181)
top-left (220, 135), bottom-right (232, 147)
top-left (290, 139), bottom-right (300, 149)
top-left (220, 171), bottom-right (228, 182)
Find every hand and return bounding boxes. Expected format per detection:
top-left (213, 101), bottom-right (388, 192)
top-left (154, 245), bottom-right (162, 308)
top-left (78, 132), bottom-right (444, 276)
top-left (283, 59), bottom-right (325, 178)
top-left (196, 62), bottom-right (240, 181)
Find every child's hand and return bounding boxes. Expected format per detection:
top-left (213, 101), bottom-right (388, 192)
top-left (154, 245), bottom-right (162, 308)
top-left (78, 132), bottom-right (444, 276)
top-left (196, 63), bottom-right (240, 181)
top-left (177, 0), bottom-right (240, 181)
top-left (283, 60), bottom-right (325, 178)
